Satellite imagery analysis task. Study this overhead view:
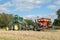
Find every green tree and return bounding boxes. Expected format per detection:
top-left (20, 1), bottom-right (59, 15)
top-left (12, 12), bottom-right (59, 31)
top-left (57, 9), bottom-right (60, 20)
top-left (0, 13), bottom-right (13, 28)
top-left (53, 9), bottom-right (60, 26)
top-left (53, 19), bottom-right (60, 26)
top-left (25, 19), bottom-right (35, 26)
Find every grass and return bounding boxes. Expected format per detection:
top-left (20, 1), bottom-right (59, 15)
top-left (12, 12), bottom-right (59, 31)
top-left (0, 30), bottom-right (60, 40)
top-left (0, 37), bottom-right (14, 40)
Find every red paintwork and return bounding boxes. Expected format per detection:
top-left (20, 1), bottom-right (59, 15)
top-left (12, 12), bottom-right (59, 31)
top-left (42, 21), bottom-right (47, 27)
top-left (37, 18), bottom-right (51, 27)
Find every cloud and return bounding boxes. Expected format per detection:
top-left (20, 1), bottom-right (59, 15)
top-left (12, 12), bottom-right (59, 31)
top-left (55, 0), bottom-right (60, 5)
top-left (44, 13), bottom-right (57, 19)
top-left (12, 0), bottom-right (51, 11)
top-left (0, 2), bottom-right (12, 13)
top-left (47, 0), bottom-right (60, 10)
top-left (25, 14), bottom-right (57, 19)
top-left (0, 7), bottom-right (8, 12)
top-left (2, 2), bottom-right (12, 7)
top-left (24, 15), bottom-right (37, 20)
top-left (24, 13), bottom-right (57, 22)
top-left (47, 5), bottom-right (60, 10)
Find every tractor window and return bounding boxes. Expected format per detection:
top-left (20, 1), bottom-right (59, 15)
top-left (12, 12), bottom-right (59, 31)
top-left (19, 17), bottom-right (23, 21)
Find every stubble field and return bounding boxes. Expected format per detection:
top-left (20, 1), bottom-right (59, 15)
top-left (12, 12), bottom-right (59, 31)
top-left (0, 30), bottom-right (60, 40)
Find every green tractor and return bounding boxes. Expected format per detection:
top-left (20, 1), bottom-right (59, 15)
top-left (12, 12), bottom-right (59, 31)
top-left (6, 15), bottom-right (27, 30)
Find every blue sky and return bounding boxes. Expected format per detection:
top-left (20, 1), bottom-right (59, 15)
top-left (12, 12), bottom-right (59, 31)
top-left (0, 0), bottom-right (60, 20)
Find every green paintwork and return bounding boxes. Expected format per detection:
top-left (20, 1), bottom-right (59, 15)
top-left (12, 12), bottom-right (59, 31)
top-left (8, 15), bottom-right (27, 30)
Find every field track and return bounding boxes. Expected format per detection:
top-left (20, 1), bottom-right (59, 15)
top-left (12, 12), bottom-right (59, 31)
top-left (0, 30), bottom-right (60, 40)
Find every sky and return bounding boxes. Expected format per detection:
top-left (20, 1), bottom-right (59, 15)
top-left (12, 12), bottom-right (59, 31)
top-left (0, 0), bottom-right (60, 21)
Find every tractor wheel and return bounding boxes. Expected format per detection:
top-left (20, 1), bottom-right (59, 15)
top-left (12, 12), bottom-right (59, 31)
top-left (6, 27), bottom-right (9, 31)
top-left (14, 24), bottom-right (19, 30)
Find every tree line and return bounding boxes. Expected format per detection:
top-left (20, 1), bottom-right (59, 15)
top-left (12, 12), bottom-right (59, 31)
top-left (0, 13), bottom-right (35, 28)
top-left (0, 13), bottom-right (13, 28)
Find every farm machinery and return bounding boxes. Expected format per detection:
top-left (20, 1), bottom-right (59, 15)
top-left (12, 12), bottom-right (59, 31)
top-left (6, 15), bottom-right (27, 30)
top-left (6, 15), bottom-right (52, 31)
top-left (33, 18), bottom-right (52, 31)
